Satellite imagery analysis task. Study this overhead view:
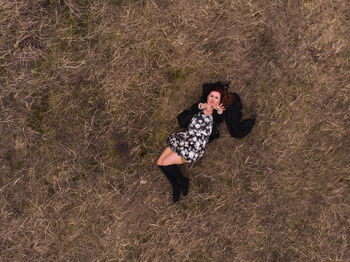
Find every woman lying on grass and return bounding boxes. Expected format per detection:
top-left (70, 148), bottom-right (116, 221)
top-left (157, 81), bottom-right (255, 203)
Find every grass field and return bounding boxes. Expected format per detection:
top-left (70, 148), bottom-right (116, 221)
top-left (1, 0), bottom-right (349, 261)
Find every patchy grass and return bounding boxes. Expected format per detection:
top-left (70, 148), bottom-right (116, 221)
top-left (1, 0), bottom-right (350, 261)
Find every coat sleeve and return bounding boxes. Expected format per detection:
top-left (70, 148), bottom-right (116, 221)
top-left (225, 93), bottom-right (255, 138)
top-left (225, 103), bottom-right (242, 136)
top-left (177, 102), bottom-right (200, 128)
top-left (232, 92), bottom-right (242, 111)
top-left (213, 111), bottom-right (225, 124)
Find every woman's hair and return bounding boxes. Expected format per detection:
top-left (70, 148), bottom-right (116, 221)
top-left (208, 86), bottom-right (234, 108)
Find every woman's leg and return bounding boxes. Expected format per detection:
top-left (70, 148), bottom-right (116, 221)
top-left (156, 147), bottom-right (173, 166)
top-left (157, 147), bottom-right (187, 166)
top-left (157, 147), bottom-right (188, 202)
top-left (157, 147), bottom-right (181, 202)
top-left (158, 165), bottom-right (181, 203)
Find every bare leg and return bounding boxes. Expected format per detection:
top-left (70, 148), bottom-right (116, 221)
top-left (157, 147), bottom-right (187, 166)
top-left (156, 147), bottom-right (173, 165)
top-left (161, 151), bottom-right (187, 165)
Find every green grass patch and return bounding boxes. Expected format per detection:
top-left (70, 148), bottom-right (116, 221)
top-left (165, 66), bottom-right (194, 83)
top-left (27, 95), bottom-right (50, 134)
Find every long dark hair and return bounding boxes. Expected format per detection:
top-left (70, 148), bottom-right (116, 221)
top-left (209, 86), bottom-right (234, 108)
top-left (201, 80), bottom-right (234, 109)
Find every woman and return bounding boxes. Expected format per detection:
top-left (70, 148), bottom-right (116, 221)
top-left (157, 85), bottom-right (231, 203)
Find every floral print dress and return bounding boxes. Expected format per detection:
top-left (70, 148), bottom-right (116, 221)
top-left (167, 111), bottom-right (213, 163)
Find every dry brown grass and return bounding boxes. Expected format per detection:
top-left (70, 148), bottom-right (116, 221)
top-left (1, 0), bottom-right (349, 261)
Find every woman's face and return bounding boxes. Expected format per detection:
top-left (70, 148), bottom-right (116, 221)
top-left (207, 91), bottom-right (221, 108)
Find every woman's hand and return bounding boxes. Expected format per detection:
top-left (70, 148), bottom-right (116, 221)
top-left (215, 103), bottom-right (225, 114)
top-left (199, 103), bottom-right (211, 110)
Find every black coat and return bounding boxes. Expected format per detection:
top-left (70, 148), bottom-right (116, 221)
top-left (177, 84), bottom-right (255, 142)
top-left (177, 102), bottom-right (224, 143)
top-left (224, 92), bottom-right (256, 139)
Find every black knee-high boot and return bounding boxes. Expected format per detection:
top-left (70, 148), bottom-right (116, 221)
top-left (158, 165), bottom-right (181, 203)
top-left (166, 165), bottom-right (189, 196)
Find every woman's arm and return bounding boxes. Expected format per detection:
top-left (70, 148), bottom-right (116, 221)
top-left (213, 110), bottom-right (225, 123)
top-left (197, 102), bottom-right (211, 111)
top-left (190, 102), bottom-right (201, 112)
top-left (177, 102), bottom-right (201, 128)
